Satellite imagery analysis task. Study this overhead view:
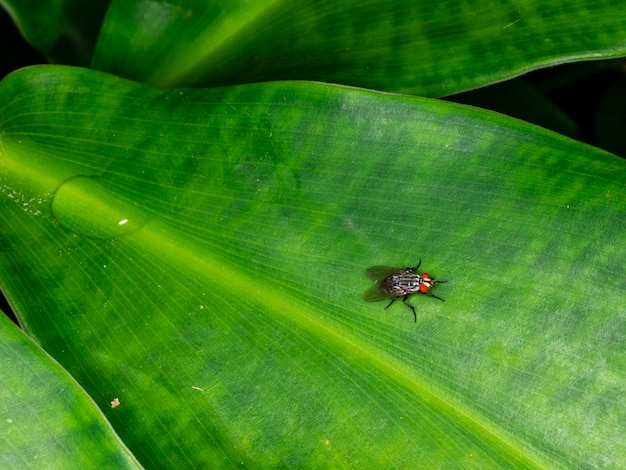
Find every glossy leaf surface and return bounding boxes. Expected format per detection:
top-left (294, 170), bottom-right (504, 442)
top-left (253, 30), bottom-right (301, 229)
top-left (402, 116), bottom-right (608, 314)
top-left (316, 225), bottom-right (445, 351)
top-left (92, 0), bottom-right (626, 94)
top-left (0, 311), bottom-right (141, 468)
top-left (1, 65), bottom-right (625, 467)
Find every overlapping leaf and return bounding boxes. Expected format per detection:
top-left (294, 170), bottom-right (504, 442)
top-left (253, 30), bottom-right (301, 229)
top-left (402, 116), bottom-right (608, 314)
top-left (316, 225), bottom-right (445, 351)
top-left (0, 312), bottom-right (141, 468)
top-left (91, 0), bottom-right (626, 93)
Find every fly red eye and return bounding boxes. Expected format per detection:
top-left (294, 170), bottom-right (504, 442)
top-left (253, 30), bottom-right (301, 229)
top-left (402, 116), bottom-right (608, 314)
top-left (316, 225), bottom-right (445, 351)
top-left (422, 273), bottom-right (432, 280)
top-left (419, 284), bottom-right (430, 293)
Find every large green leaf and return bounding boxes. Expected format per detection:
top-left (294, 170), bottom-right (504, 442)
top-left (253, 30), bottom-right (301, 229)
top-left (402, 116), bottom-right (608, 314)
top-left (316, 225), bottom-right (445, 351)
top-left (92, 0), bottom-right (626, 94)
top-left (0, 311), bottom-right (141, 468)
top-left (1, 65), bottom-right (626, 467)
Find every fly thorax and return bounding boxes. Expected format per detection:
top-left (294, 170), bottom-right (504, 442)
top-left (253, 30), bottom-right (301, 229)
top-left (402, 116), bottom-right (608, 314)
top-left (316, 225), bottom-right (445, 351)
top-left (392, 273), bottom-right (423, 294)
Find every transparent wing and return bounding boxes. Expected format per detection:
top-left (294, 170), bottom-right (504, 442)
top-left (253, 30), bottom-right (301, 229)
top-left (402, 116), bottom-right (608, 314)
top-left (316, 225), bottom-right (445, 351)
top-left (362, 284), bottom-right (392, 302)
top-left (364, 266), bottom-right (401, 281)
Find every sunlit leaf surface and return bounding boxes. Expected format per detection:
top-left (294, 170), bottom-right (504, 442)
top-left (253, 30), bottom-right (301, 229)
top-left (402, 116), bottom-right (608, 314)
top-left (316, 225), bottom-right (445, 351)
top-left (1, 65), bottom-right (625, 467)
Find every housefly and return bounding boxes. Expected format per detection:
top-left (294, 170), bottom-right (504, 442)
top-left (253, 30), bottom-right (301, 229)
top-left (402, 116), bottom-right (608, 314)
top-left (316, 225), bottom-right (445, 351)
top-left (363, 259), bottom-right (447, 322)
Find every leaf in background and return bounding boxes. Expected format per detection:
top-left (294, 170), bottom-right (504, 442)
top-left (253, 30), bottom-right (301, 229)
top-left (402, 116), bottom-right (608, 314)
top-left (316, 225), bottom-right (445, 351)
top-left (92, 0), bottom-right (626, 94)
top-left (1, 65), bottom-right (626, 467)
top-left (0, 311), bottom-right (141, 468)
top-left (0, 0), bottom-right (110, 65)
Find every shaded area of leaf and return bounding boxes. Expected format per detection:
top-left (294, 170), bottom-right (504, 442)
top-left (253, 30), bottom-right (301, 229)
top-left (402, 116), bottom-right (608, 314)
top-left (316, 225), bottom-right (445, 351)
top-left (0, 8), bottom-right (45, 80)
top-left (0, 313), bottom-right (141, 468)
top-left (92, 0), bottom-right (626, 95)
top-left (0, 0), bottom-right (110, 65)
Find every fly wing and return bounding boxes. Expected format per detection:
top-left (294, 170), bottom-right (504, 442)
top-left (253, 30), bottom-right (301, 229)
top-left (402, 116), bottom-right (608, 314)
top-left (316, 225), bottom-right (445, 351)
top-left (364, 266), bottom-right (401, 281)
top-left (362, 284), bottom-right (392, 302)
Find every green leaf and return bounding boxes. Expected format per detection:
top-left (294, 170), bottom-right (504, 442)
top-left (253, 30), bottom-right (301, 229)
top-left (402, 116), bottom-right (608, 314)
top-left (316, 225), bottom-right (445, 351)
top-left (0, 311), bottom-right (141, 468)
top-left (92, 0), bottom-right (626, 94)
top-left (0, 0), bottom-right (110, 65)
top-left (2, 65), bottom-right (626, 467)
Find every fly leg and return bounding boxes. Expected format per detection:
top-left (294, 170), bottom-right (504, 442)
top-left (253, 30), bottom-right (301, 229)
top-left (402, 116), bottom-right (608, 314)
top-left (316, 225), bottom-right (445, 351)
top-left (401, 295), bottom-right (417, 322)
top-left (409, 258), bottom-right (422, 271)
top-left (424, 293), bottom-right (445, 302)
top-left (427, 279), bottom-right (447, 301)
top-left (384, 298), bottom-right (397, 310)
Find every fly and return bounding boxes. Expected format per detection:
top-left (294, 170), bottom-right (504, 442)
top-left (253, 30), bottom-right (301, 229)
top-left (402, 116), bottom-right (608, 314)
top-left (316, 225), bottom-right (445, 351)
top-left (363, 259), bottom-right (447, 322)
